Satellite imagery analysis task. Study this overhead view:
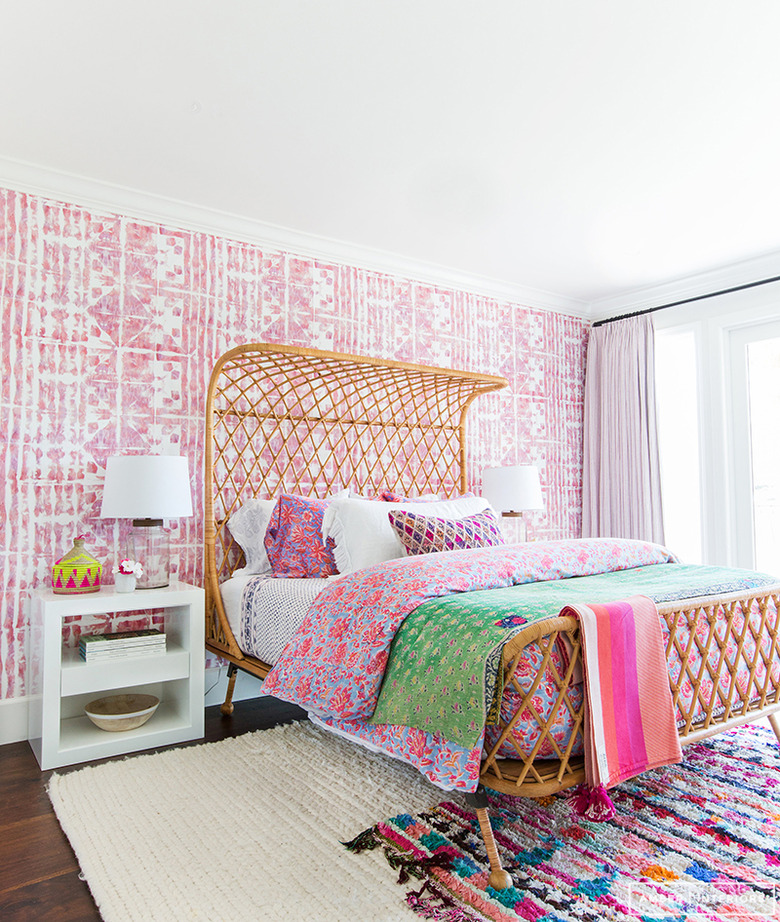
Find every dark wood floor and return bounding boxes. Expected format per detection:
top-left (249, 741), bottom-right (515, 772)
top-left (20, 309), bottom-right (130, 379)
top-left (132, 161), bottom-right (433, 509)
top-left (0, 697), bottom-right (306, 921)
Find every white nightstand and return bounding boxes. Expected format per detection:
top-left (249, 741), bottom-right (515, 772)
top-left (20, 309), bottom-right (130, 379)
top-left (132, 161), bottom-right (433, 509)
top-left (28, 582), bottom-right (205, 770)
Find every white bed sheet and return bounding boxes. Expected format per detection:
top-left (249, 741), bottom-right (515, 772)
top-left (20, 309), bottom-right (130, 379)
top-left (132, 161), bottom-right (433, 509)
top-left (219, 573), bottom-right (256, 641)
top-left (220, 574), bottom-right (330, 666)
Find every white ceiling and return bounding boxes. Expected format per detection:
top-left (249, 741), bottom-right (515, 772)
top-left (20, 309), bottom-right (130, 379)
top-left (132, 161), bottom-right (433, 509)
top-left (3, 1), bottom-right (780, 311)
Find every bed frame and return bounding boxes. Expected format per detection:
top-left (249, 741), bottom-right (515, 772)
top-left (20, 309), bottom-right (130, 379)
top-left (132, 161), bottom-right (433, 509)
top-left (205, 342), bottom-right (780, 890)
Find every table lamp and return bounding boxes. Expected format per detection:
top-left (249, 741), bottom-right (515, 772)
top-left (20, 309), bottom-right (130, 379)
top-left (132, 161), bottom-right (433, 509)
top-left (101, 455), bottom-right (194, 589)
top-left (481, 464), bottom-right (543, 542)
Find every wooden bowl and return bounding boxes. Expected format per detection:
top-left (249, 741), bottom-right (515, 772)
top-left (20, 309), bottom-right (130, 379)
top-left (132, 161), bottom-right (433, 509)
top-left (84, 694), bottom-right (160, 732)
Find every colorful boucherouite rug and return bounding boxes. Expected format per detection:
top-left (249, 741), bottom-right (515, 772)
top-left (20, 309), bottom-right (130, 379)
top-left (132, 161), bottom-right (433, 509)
top-left (346, 723), bottom-right (780, 922)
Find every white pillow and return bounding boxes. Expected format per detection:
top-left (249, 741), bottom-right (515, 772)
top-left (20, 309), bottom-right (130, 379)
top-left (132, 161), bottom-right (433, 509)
top-left (226, 498), bottom-right (276, 575)
top-left (322, 495), bottom-right (491, 574)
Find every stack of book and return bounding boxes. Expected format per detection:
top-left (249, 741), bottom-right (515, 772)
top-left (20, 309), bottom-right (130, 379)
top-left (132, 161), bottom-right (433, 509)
top-left (79, 629), bottom-right (167, 662)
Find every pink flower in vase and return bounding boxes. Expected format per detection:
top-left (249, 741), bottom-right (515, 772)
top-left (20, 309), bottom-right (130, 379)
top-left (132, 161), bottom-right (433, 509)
top-left (116, 559), bottom-right (144, 579)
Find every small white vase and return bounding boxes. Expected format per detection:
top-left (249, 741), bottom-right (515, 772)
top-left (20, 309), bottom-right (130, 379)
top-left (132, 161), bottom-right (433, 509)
top-left (114, 572), bottom-right (137, 593)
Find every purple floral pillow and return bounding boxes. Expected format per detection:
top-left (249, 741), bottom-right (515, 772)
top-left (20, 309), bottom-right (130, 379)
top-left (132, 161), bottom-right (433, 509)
top-left (388, 507), bottom-right (505, 556)
top-left (264, 494), bottom-right (338, 578)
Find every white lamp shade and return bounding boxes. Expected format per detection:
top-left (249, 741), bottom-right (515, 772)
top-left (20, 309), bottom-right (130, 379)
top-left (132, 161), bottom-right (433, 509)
top-left (481, 464), bottom-right (543, 513)
top-left (101, 455), bottom-right (194, 520)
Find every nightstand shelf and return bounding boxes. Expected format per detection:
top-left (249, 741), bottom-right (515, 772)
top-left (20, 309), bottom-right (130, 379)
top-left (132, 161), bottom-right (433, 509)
top-left (57, 698), bottom-right (190, 760)
top-left (28, 582), bottom-right (205, 770)
top-left (60, 644), bottom-right (190, 696)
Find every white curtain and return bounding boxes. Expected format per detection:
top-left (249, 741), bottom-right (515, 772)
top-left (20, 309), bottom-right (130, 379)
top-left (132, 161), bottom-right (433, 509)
top-left (581, 314), bottom-right (665, 544)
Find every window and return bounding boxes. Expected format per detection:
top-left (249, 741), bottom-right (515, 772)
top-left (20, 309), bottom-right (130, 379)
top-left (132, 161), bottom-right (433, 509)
top-left (653, 283), bottom-right (780, 571)
top-left (655, 328), bottom-right (702, 564)
top-left (729, 321), bottom-right (780, 572)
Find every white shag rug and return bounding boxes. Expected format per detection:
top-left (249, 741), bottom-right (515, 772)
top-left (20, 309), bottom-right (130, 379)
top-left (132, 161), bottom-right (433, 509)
top-left (49, 720), bottom-right (442, 922)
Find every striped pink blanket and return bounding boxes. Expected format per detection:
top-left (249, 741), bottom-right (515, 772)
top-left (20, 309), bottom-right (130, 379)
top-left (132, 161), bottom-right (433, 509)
top-left (563, 595), bottom-right (682, 791)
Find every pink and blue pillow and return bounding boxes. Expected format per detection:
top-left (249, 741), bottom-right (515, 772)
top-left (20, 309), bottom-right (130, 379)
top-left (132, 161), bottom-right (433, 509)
top-left (388, 506), bottom-right (505, 556)
top-left (368, 490), bottom-right (441, 502)
top-left (264, 494), bottom-right (338, 578)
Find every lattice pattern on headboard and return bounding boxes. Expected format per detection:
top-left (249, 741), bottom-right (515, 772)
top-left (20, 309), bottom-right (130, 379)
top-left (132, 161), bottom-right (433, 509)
top-left (204, 343), bottom-right (507, 657)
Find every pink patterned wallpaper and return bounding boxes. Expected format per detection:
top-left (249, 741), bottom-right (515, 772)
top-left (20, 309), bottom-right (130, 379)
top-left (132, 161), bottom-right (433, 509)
top-left (0, 186), bottom-right (589, 701)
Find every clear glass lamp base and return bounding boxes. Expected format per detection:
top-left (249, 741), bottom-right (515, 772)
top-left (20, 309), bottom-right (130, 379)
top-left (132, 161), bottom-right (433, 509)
top-left (129, 519), bottom-right (170, 589)
top-left (501, 512), bottom-right (528, 544)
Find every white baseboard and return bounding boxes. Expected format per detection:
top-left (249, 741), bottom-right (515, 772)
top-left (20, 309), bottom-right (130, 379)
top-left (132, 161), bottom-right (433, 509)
top-left (0, 694), bottom-right (36, 746)
top-left (0, 668), bottom-right (265, 746)
top-left (203, 665), bottom-right (265, 708)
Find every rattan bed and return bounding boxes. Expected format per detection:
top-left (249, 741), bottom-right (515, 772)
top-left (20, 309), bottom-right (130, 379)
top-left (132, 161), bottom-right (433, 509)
top-left (205, 342), bottom-right (780, 890)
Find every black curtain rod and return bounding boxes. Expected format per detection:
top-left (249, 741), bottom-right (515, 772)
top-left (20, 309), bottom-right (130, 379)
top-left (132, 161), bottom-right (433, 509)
top-left (592, 273), bottom-right (780, 328)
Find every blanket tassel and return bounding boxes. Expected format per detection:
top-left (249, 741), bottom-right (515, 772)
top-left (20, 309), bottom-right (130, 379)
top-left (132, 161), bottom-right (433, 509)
top-left (573, 783), bottom-right (616, 822)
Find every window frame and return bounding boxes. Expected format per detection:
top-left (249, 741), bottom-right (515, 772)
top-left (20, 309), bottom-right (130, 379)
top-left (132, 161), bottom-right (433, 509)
top-left (653, 283), bottom-right (780, 568)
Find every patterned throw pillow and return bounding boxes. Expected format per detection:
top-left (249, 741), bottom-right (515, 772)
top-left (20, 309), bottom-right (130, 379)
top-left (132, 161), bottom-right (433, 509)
top-left (264, 494), bottom-right (339, 578)
top-left (388, 507), bottom-right (505, 556)
top-left (374, 490), bottom-right (443, 502)
top-left (377, 490), bottom-right (404, 502)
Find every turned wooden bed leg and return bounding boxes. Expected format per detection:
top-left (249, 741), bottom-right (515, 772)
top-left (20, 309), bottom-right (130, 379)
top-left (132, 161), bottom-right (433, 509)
top-left (221, 663), bottom-right (238, 716)
top-left (465, 786), bottom-right (513, 891)
top-left (769, 711), bottom-right (780, 745)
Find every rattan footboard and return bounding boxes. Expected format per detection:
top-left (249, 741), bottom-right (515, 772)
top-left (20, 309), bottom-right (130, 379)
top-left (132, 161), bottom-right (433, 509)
top-left (481, 585), bottom-right (780, 797)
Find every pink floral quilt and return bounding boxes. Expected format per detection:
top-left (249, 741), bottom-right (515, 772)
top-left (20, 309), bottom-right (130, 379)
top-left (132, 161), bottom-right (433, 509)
top-left (261, 538), bottom-right (678, 790)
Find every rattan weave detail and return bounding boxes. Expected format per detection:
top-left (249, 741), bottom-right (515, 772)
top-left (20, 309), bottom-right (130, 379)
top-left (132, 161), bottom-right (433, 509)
top-left (204, 342), bottom-right (507, 662)
top-left (481, 586), bottom-right (780, 797)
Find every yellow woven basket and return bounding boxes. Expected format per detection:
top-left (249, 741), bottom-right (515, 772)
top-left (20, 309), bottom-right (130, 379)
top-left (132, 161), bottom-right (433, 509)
top-left (52, 537), bottom-right (102, 594)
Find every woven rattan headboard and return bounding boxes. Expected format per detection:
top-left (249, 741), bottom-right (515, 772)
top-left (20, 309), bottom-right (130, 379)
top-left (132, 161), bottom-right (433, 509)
top-left (204, 342), bottom-right (507, 657)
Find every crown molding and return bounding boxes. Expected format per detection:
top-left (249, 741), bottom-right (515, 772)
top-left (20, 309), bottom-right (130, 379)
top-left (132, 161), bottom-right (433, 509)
top-left (0, 156), bottom-right (589, 319)
top-left (589, 250), bottom-right (780, 322)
